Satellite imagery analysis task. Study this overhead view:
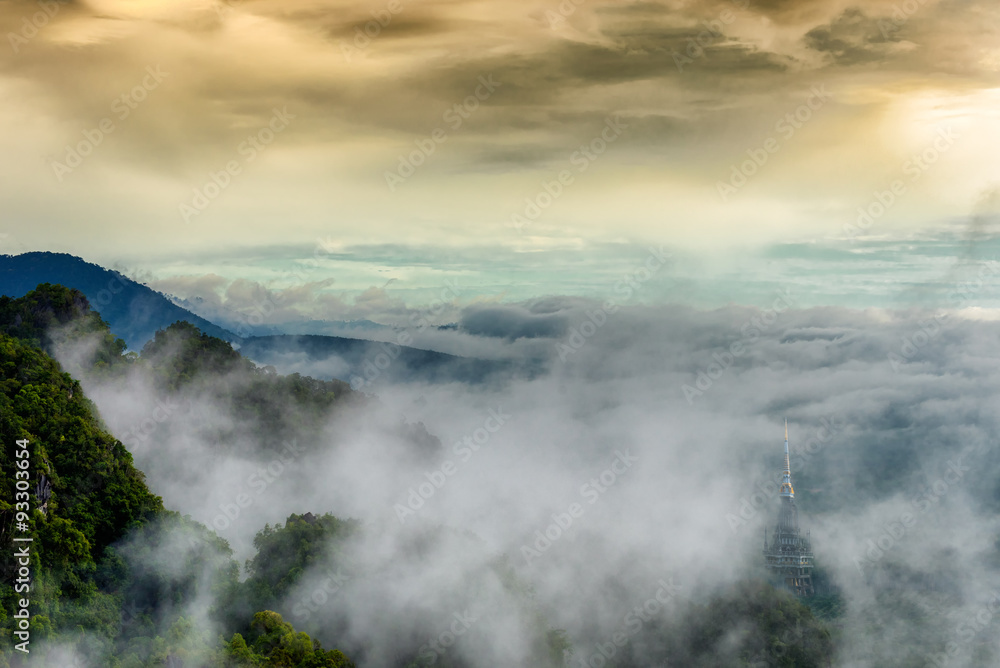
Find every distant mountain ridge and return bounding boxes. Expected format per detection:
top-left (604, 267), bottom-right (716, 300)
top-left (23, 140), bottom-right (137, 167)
top-left (0, 251), bottom-right (237, 348)
top-left (238, 334), bottom-right (539, 388)
top-left (0, 252), bottom-right (536, 387)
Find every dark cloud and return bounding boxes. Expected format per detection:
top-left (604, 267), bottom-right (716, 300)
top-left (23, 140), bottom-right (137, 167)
top-left (804, 8), bottom-right (900, 65)
top-left (460, 303), bottom-right (570, 340)
top-left (0, 0), bottom-right (993, 201)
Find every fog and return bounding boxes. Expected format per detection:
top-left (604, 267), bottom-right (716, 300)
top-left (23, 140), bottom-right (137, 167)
top-left (56, 294), bottom-right (1000, 666)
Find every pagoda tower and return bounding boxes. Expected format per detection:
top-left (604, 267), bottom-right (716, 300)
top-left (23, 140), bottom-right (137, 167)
top-left (763, 420), bottom-right (814, 596)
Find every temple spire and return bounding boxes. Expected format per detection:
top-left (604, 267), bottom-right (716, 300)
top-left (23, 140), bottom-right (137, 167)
top-left (779, 419), bottom-right (794, 498)
top-left (765, 419), bottom-right (813, 596)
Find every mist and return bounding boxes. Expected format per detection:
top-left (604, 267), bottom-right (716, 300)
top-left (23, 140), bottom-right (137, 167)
top-left (56, 296), bottom-right (1000, 667)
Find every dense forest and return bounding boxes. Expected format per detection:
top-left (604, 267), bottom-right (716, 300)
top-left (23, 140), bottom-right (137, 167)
top-left (0, 285), bottom-right (837, 666)
top-left (0, 285), bottom-right (358, 666)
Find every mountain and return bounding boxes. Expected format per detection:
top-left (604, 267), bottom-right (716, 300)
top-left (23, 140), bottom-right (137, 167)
top-left (0, 284), bottom-right (839, 667)
top-left (0, 285), bottom-right (362, 667)
top-left (0, 253), bottom-right (535, 388)
top-left (0, 285), bottom-right (568, 667)
top-left (165, 299), bottom-right (391, 338)
top-left (0, 251), bottom-right (237, 348)
top-left (237, 334), bottom-right (543, 388)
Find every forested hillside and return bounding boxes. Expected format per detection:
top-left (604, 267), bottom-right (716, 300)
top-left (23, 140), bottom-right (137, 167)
top-left (0, 285), bottom-right (355, 667)
top-left (0, 285), bottom-right (837, 667)
top-left (0, 253), bottom-right (237, 348)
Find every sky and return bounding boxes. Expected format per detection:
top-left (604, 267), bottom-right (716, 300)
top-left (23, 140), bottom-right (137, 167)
top-left (8, 3), bottom-right (1000, 663)
top-left (2, 0), bottom-right (1000, 317)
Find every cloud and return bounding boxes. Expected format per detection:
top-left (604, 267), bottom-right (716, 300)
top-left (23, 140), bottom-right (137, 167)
top-left (57, 294), bottom-right (1000, 665)
top-left (803, 8), bottom-right (906, 65)
top-left (459, 303), bottom-right (570, 340)
top-left (147, 273), bottom-right (443, 332)
top-left (3, 0), bottom-right (999, 263)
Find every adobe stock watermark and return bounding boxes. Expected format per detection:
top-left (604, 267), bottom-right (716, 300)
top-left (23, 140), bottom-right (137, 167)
top-left (292, 567), bottom-right (352, 622)
top-left (682, 288), bottom-right (795, 404)
top-left (340, 0), bottom-right (413, 61)
top-left (746, 623), bottom-right (825, 666)
top-left (671, 0), bottom-right (749, 73)
top-left (49, 66), bottom-right (169, 182)
top-left (385, 75), bottom-right (501, 192)
top-left (887, 313), bottom-right (948, 372)
top-left (179, 107), bottom-right (295, 223)
top-left (878, 0), bottom-right (931, 39)
top-left (85, 272), bottom-right (130, 312)
top-left (726, 416), bottom-right (844, 532)
top-left (409, 280), bottom-right (464, 332)
top-left (349, 279), bottom-right (463, 389)
top-left (8, 0), bottom-right (60, 54)
top-left (224, 239), bottom-right (459, 341)
top-left (214, 0), bottom-right (242, 20)
top-left (122, 395), bottom-right (192, 448)
top-left (944, 259), bottom-right (1000, 310)
top-left (853, 442), bottom-right (988, 576)
top-left (227, 236), bottom-right (344, 338)
top-left (545, 0), bottom-right (586, 28)
top-left (717, 84), bottom-right (833, 202)
top-left (925, 592), bottom-right (1000, 667)
top-left (393, 408), bottom-right (511, 524)
top-left (556, 246), bottom-right (671, 362)
top-left (520, 449), bottom-right (639, 565)
top-left (888, 259), bottom-right (1000, 371)
top-left (210, 439), bottom-right (305, 533)
top-left (510, 115), bottom-right (628, 234)
top-left (416, 609), bottom-right (482, 665)
top-left (843, 126), bottom-right (959, 239)
top-left (573, 577), bottom-right (682, 668)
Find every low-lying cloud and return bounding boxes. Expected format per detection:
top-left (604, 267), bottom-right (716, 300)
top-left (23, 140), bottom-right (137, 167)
top-left (59, 297), bottom-right (1000, 666)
